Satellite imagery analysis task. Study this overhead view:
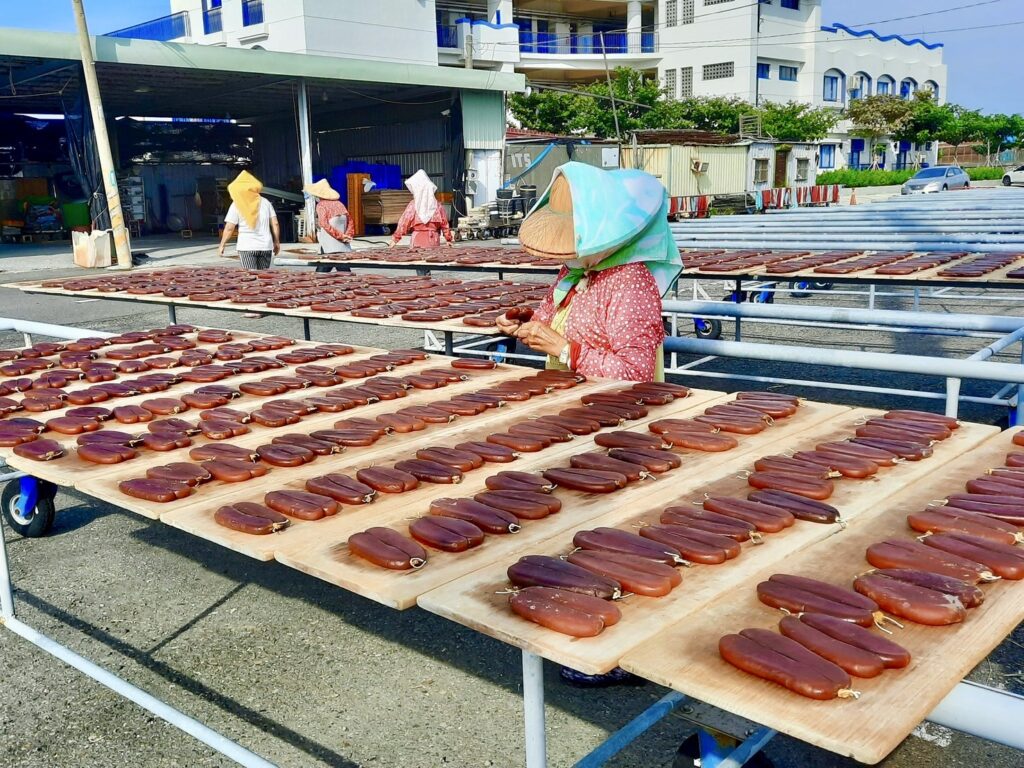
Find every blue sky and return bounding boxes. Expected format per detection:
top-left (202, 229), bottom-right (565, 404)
top-left (821, 0), bottom-right (1020, 113)
top-left (3, 1), bottom-right (1019, 113)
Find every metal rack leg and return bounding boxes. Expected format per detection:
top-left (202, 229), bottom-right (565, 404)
top-left (1017, 344), bottom-right (1024, 426)
top-left (168, 305), bottom-right (177, 325)
top-left (698, 727), bottom-right (776, 768)
top-left (301, 318), bottom-right (311, 341)
top-left (573, 692), bottom-right (686, 767)
top-left (444, 332), bottom-right (454, 356)
top-left (0, 519), bottom-right (278, 768)
top-left (0, 518), bottom-right (15, 620)
top-left (522, 650), bottom-right (547, 768)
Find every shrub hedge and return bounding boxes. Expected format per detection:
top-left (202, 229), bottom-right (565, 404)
top-left (817, 167), bottom-right (1007, 187)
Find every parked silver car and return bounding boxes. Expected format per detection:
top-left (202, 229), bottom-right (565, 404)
top-left (901, 165), bottom-right (970, 194)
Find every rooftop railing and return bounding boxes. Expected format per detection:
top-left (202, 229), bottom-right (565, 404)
top-left (106, 11), bottom-right (190, 41)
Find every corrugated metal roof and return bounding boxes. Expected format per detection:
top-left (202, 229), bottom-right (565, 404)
top-left (632, 130), bottom-right (745, 147)
top-left (0, 27), bottom-right (525, 92)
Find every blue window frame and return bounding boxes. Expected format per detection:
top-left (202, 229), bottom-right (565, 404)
top-left (757, 63), bottom-right (770, 80)
top-left (779, 65), bottom-right (797, 82)
top-left (781, 0), bottom-right (799, 9)
top-left (819, 144), bottom-right (835, 169)
top-left (877, 79), bottom-right (890, 95)
top-left (823, 75), bottom-right (839, 102)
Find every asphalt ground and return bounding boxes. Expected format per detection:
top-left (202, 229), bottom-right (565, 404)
top-left (0, 263), bottom-right (1022, 768)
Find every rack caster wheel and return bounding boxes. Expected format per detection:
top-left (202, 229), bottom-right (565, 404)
top-left (789, 280), bottom-right (812, 299)
top-left (2, 477), bottom-right (57, 538)
top-left (694, 318), bottom-right (722, 340)
top-left (673, 733), bottom-right (775, 768)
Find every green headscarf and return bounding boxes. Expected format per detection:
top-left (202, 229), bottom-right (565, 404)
top-left (526, 162), bottom-right (683, 306)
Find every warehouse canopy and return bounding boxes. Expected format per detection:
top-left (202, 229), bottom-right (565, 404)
top-left (0, 27), bottom-right (525, 120)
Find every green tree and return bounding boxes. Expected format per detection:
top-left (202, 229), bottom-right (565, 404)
top-left (508, 89), bottom-right (582, 136)
top-left (570, 68), bottom-right (673, 137)
top-left (846, 95), bottom-right (914, 169)
top-left (971, 113), bottom-right (1024, 164)
top-left (935, 105), bottom-right (985, 153)
top-left (758, 101), bottom-right (840, 142)
top-left (894, 91), bottom-right (950, 146)
top-left (670, 96), bottom-right (750, 134)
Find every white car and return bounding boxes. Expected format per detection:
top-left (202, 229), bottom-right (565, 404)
top-left (901, 166), bottom-right (970, 195)
top-left (1002, 165), bottom-right (1024, 186)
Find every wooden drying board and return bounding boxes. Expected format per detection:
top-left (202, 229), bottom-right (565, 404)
top-left (3, 278), bottom-right (543, 336)
top-left (681, 251), bottom-right (1024, 287)
top-left (269, 389), bottom-right (747, 605)
top-left (277, 256), bottom-right (562, 274)
top-left (618, 426), bottom-right (1020, 765)
top-left (418, 412), bottom-right (997, 674)
top-left (0, 353), bottom-right (489, 486)
top-left (72, 362), bottom-right (553, 522)
top-left (274, 398), bottom-right (849, 609)
top-left (0, 342), bottom-right (449, 482)
top-left (154, 380), bottom-right (710, 562)
top-left (0, 336), bottom-right (382, 425)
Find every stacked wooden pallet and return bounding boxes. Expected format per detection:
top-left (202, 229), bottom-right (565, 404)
top-left (362, 190), bottom-right (413, 226)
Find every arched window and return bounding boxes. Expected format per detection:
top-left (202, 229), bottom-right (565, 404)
top-left (899, 77), bottom-right (918, 99)
top-left (923, 80), bottom-right (940, 102)
top-left (876, 75), bottom-right (895, 96)
top-left (850, 72), bottom-right (872, 100)
top-left (822, 68), bottom-right (845, 104)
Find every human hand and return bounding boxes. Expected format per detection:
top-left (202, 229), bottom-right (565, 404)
top-left (494, 314), bottom-right (520, 336)
top-left (515, 321), bottom-right (568, 358)
top-left (273, 242), bottom-right (281, 256)
top-left (445, 239), bottom-right (455, 248)
top-left (387, 240), bottom-right (396, 249)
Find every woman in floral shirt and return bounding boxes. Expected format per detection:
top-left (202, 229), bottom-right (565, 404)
top-left (390, 170), bottom-right (453, 248)
top-left (497, 161), bottom-right (682, 383)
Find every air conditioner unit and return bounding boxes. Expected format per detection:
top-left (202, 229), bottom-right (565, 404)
top-left (691, 160), bottom-right (710, 174)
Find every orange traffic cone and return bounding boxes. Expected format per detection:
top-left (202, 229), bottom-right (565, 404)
top-left (849, 189), bottom-right (858, 206)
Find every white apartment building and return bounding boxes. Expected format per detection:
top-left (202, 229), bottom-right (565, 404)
top-left (118, 1), bottom-right (948, 171)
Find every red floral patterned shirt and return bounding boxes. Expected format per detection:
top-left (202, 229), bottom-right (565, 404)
top-left (533, 262), bottom-right (665, 382)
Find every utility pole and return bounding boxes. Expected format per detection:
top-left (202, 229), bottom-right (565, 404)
top-left (599, 31), bottom-right (621, 141)
top-left (71, 0), bottom-right (132, 269)
top-left (465, 32), bottom-right (474, 69)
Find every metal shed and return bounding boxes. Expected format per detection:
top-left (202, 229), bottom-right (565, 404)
top-left (0, 28), bottom-right (523, 235)
top-left (622, 130), bottom-right (820, 198)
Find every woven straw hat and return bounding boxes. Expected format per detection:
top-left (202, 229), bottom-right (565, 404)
top-left (303, 179), bottom-right (340, 200)
top-left (517, 175), bottom-right (576, 259)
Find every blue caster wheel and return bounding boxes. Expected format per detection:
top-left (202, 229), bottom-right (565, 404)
top-left (2, 477), bottom-right (56, 538)
top-left (694, 318), bottom-right (722, 340)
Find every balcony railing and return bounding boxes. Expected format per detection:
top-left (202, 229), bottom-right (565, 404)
top-left (203, 7), bottom-right (223, 35)
top-left (437, 24), bottom-right (459, 49)
top-left (519, 29), bottom-right (657, 55)
top-left (106, 11), bottom-right (190, 41)
top-left (242, 0), bottom-right (264, 27)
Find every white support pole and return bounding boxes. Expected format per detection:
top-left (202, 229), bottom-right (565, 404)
top-left (3, 615), bottom-right (278, 768)
top-left (626, 0), bottom-right (642, 53)
top-left (522, 650), bottom-right (547, 768)
top-left (297, 80), bottom-right (316, 236)
top-left (70, 0), bottom-right (132, 270)
top-left (0, 523), bottom-right (15, 620)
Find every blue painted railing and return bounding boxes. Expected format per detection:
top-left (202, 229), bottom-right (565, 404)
top-left (518, 29), bottom-right (657, 54)
top-left (106, 11), bottom-right (190, 41)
